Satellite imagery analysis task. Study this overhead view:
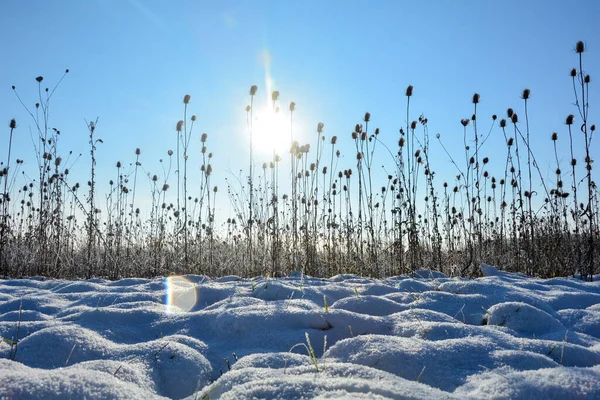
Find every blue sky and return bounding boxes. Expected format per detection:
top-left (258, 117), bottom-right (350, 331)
top-left (1, 0), bottom-right (599, 219)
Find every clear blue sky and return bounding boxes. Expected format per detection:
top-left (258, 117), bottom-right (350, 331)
top-left (1, 0), bottom-right (599, 219)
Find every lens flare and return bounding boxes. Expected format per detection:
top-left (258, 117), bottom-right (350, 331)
top-left (164, 276), bottom-right (197, 313)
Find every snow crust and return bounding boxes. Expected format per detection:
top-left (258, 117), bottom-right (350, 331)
top-left (1, 265), bottom-right (599, 399)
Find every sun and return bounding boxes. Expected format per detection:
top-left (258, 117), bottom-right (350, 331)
top-left (251, 106), bottom-right (290, 160)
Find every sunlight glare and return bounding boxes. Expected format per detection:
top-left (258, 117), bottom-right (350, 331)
top-left (252, 107), bottom-right (290, 158)
top-left (164, 276), bottom-right (197, 314)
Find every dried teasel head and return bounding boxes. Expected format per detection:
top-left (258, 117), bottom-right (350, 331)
top-left (250, 85), bottom-right (258, 96)
top-left (492, 114), bottom-right (497, 121)
top-left (507, 108), bottom-right (514, 119)
top-left (472, 93), bottom-right (480, 104)
top-left (176, 120), bottom-right (184, 132)
top-left (9, 119), bottom-right (17, 129)
top-left (330, 136), bottom-right (337, 145)
top-left (364, 112), bottom-right (371, 122)
top-left (271, 90), bottom-right (279, 101)
top-left (565, 114), bottom-right (575, 125)
top-left (410, 121), bottom-right (417, 130)
top-left (521, 89), bottom-right (530, 100)
top-left (584, 75), bottom-right (591, 84)
top-left (507, 138), bottom-right (514, 146)
top-left (183, 94), bottom-right (191, 104)
top-left (575, 40), bottom-right (586, 54)
top-left (570, 68), bottom-right (577, 78)
top-left (405, 85), bottom-right (413, 97)
top-left (317, 122), bottom-right (324, 133)
top-left (201, 133), bottom-right (208, 142)
top-left (511, 113), bottom-right (518, 124)
top-left (499, 119), bottom-right (507, 128)
top-left (551, 132), bottom-right (558, 141)
top-left (289, 101), bottom-right (296, 112)
top-left (191, 115), bottom-right (197, 122)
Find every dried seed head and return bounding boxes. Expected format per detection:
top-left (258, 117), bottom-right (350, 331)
top-left (411, 121), bottom-right (417, 130)
top-left (55, 157), bottom-right (62, 167)
top-left (250, 85), bottom-right (258, 96)
top-left (405, 85), bottom-right (414, 97)
top-left (551, 132), bottom-right (558, 141)
top-left (176, 120), bottom-right (184, 132)
top-left (271, 90), bottom-right (279, 101)
top-left (507, 138), bottom-right (514, 146)
top-left (511, 113), bottom-right (518, 124)
top-left (352, 132), bottom-right (358, 140)
top-left (162, 184), bottom-right (169, 191)
top-left (472, 93), bottom-right (480, 104)
top-left (566, 114), bottom-right (575, 125)
top-left (201, 133), bottom-right (208, 142)
top-left (521, 89), bottom-right (530, 100)
top-left (575, 40), bottom-right (586, 54)
top-left (499, 119), bottom-right (506, 128)
top-left (289, 101), bottom-right (296, 112)
top-left (245, 105), bottom-right (251, 113)
top-left (570, 68), bottom-right (577, 78)
top-left (591, 125), bottom-right (596, 132)
top-left (191, 115), bottom-right (197, 122)
top-left (492, 114), bottom-right (497, 121)
top-left (364, 112), bottom-right (371, 122)
top-left (168, 150), bottom-right (173, 156)
top-left (213, 186), bottom-right (218, 193)
top-left (471, 114), bottom-right (476, 121)
top-left (116, 161), bottom-right (122, 168)
top-left (461, 119), bottom-right (469, 127)
top-left (571, 158), bottom-right (577, 166)
top-left (483, 157), bottom-right (489, 164)
top-left (152, 175), bottom-right (158, 182)
top-left (398, 137), bottom-right (405, 147)
top-left (317, 122), bottom-right (324, 133)
top-left (585, 75), bottom-right (591, 84)
top-left (9, 119), bottom-right (17, 129)
top-left (331, 136), bottom-right (337, 145)
top-left (375, 128), bottom-right (380, 135)
top-left (507, 108), bottom-right (514, 118)
top-left (183, 94), bottom-right (191, 104)
top-left (361, 132), bottom-right (367, 141)
top-left (35, 76), bottom-right (44, 83)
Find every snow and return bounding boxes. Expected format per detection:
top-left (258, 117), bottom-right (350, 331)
top-left (1, 265), bottom-right (599, 399)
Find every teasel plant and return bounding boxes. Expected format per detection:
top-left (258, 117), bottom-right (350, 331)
top-left (571, 40), bottom-right (595, 281)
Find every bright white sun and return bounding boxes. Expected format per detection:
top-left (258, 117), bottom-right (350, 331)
top-left (251, 107), bottom-right (290, 160)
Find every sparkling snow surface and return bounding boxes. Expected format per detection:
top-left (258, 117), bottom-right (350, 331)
top-left (1, 265), bottom-right (600, 399)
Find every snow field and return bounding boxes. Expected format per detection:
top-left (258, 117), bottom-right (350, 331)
top-left (0, 265), bottom-right (599, 399)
